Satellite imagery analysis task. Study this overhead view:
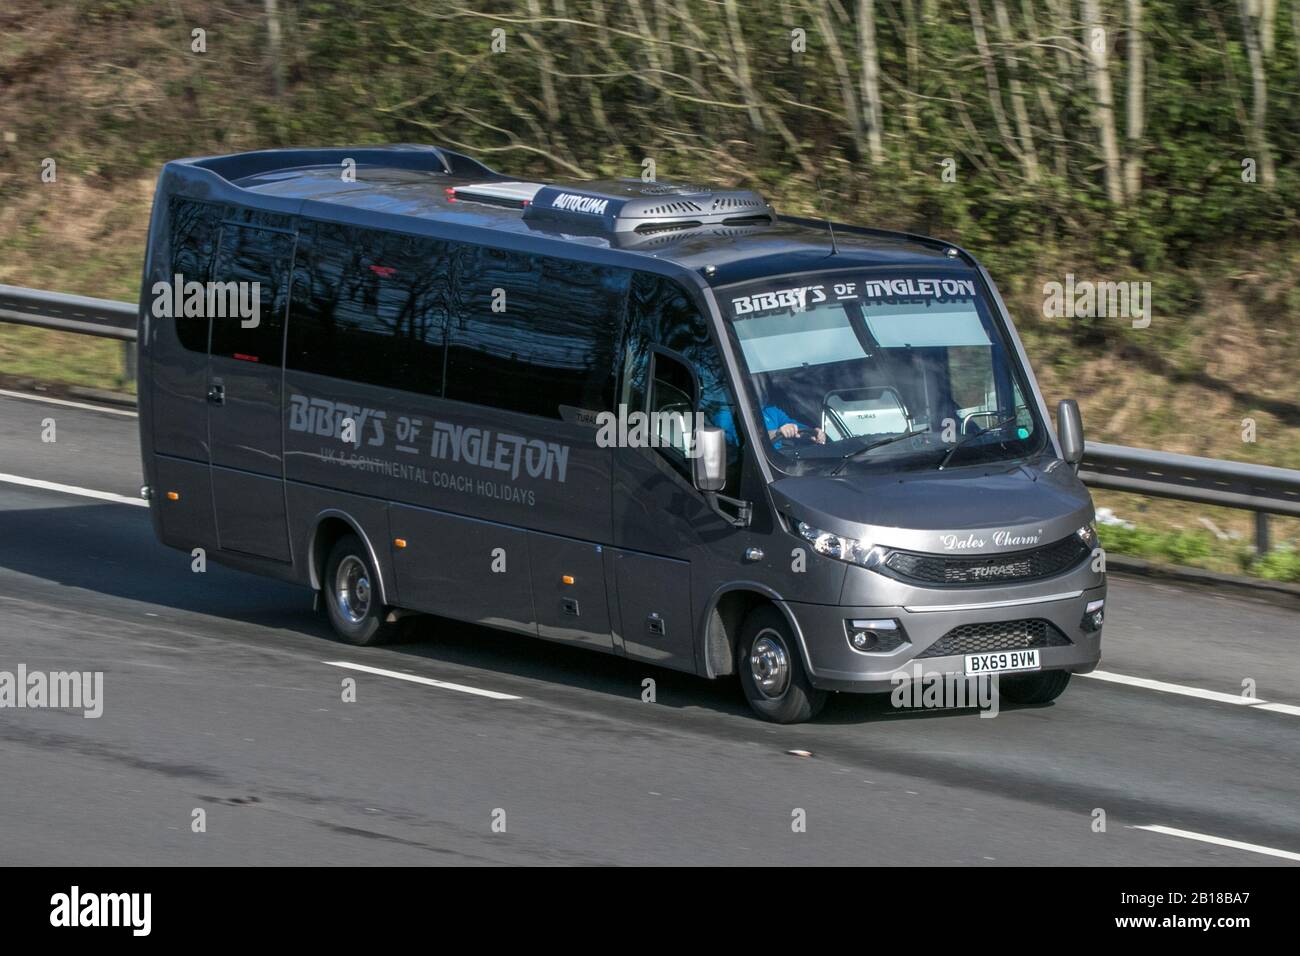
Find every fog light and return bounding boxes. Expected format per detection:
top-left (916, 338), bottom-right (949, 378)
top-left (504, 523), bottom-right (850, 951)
top-left (850, 630), bottom-right (874, 651)
top-left (1081, 598), bottom-right (1105, 632)
top-left (846, 618), bottom-right (904, 654)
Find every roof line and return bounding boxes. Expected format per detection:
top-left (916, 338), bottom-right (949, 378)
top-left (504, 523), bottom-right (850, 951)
top-left (777, 214), bottom-right (972, 267)
top-left (176, 145), bottom-right (505, 186)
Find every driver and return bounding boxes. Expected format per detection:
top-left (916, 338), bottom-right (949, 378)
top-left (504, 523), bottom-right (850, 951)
top-left (716, 405), bottom-right (826, 448)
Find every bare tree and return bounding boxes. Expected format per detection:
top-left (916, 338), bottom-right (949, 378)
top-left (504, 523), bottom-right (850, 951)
top-left (1080, 0), bottom-right (1125, 204)
top-left (991, 0), bottom-right (1040, 184)
top-left (809, 0), bottom-right (864, 155)
top-left (1046, 0), bottom-right (1081, 85)
top-left (899, 0), bottom-right (923, 139)
top-left (723, 0), bottom-right (766, 133)
top-left (858, 0), bottom-right (886, 164)
top-left (1239, 0), bottom-right (1276, 188)
top-left (522, 0), bottom-right (561, 126)
top-left (264, 0), bottom-right (285, 100)
top-left (1293, 2), bottom-right (1300, 75)
top-left (1260, 0), bottom-right (1278, 56)
top-left (968, 2), bottom-right (1026, 180)
top-left (1021, 0), bottom-right (1070, 180)
top-left (1125, 0), bottom-right (1144, 200)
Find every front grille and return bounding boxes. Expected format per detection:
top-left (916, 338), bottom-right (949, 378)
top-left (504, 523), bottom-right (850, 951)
top-left (881, 534), bottom-right (1091, 587)
top-left (915, 619), bottom-right (1072, 658)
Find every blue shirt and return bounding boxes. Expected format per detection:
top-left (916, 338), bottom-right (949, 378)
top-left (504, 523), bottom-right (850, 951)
top-left (715, 406), bottom-right (807, 447)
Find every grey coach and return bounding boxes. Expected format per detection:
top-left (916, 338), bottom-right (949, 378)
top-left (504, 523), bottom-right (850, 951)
top-left (137, 145), bottom-right (1105, 722)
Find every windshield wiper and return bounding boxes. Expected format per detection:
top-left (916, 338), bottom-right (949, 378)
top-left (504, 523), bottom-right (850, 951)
top-left (830, 429), bottom-right (927, 476)
top-left (936, 415), bottom-right (1019, 470)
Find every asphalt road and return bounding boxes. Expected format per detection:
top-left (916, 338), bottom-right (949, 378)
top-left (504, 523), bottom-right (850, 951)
top-left (0, 390), bottom-right (1296, 865)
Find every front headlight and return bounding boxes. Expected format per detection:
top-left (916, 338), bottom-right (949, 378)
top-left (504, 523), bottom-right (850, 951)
top-left (1076, 522), bottom-right (1099, 549)
top-left (796, 521), bottom-right (886, 569)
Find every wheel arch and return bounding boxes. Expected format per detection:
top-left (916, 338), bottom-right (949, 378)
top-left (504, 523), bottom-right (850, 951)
top-left (307, 509), bottom-right (392, 606)
top-left (697, 582), bottom-right (816, 680)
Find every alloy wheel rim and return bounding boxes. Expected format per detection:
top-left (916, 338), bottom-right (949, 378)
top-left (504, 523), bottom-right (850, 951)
top-left (749, 631), bottom-right (791, 699)
top-left (335, 555), bottom-right (371, 624)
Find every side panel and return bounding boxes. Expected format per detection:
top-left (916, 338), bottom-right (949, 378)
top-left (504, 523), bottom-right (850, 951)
top-left (209, 468), bottom-right (291, 561)
top-left (528, 532), bottom-right (612, 650)
top-left (152, 456), bottom-right (216, 549)
top-left (389, 504), bottom-right (537, 635)
top-left (610, 548), bottom-right (694, 670)
top-left (283, 377), bottom-right (610, 543)
top-left (145, 195), bottom-right (220, 554)
top-left (150, 197), bottom-right (221, 466)
top-left (207, 220), bottom-right (294, 562)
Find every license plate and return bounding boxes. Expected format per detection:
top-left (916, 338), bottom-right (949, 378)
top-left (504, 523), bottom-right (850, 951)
top-left (964, 648), bottom-right (1040, 675)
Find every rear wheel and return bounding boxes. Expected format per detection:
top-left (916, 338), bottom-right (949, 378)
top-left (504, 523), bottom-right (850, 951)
top-left (738, 607), bottom-right (827, 723)
top-left (998, 669), bottom-right (1071, 705)
top-left (322, 533), bottom-right (396, 646)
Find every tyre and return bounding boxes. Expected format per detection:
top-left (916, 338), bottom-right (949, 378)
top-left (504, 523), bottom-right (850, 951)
top-left (738, 606), bottom-right (827, 723)
top-left (997, 669), bottom-right (1071, 705)
top-left (322, 533), bottom-right (396, 646)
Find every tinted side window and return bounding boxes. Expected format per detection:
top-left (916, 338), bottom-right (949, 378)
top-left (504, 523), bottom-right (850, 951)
top-left (167, 198), bottom-right (224, 353)
top-left (209, 222), bottom-right (294, 365)
top-left (288, 222), bottom-right (448, 394)
top-left (443, 245), bottom-right (629, 419)
top-left (649, 350), bottom-right (697, 469)
top-left (623, 273), bottom-right (744, 490)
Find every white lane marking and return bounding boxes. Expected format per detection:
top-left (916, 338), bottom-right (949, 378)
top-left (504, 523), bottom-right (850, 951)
top-left (1252, 702), bottom-right (1300, 717)
top-left (0, 388), bottom-right (137, 417)
top-left (1134, 825), bottom-right (1300, 863)
top-left (1081, 668), bottom-right (1300, 718)
top-left (1081, 669), bottom-right (1260, 705)
top-left (0, 472), bottom-right (146, 507)
top-left (322, 660), bottom-right (521, 701)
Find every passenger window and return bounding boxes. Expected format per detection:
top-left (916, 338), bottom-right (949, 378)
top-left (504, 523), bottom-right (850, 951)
top-left (287, 221), bottom-right (448, 394)
top-left (167, 198), bottom-right (224, 353)
top-left (948, 344), bottom-right (1034, 438)
top-left (649, 350), bottom-right (697, 465)
top-left (443, 245), bottom-right (628, 419)
top-left (209, 222), bottom-right (293, 365)
top-left (624, 273), bottom-right (745, 493)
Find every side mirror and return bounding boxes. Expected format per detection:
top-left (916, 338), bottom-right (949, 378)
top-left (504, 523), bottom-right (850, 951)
top-left (692, 425), bottom-right (727, 492)
top-left (1056, 399), bottom-right (1085, 470)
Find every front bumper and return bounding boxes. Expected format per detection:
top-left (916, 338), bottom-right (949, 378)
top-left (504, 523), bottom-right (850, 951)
top-left (783, 585), bottom-right (1105, 693)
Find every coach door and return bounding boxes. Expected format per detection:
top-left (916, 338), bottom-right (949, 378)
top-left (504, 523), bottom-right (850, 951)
top-left (206, 217), bottom-right (294, 562)
top-left (610, 274), bottom-right (749, 672)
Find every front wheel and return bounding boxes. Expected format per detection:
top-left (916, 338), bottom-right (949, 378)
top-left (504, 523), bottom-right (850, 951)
top-left (738, 607), bottom-right (827, 723)
top-left (322, 533), bottom-right (397, 646)
top-left (998, 670), bottom-right (1071, 705)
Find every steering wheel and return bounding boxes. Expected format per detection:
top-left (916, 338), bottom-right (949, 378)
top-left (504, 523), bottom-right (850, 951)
top-left (787, 427), bottom-right (823, 444)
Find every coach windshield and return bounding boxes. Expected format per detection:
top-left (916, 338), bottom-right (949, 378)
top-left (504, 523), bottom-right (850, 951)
top-left (718, 270), bottom-right (1049, 476)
